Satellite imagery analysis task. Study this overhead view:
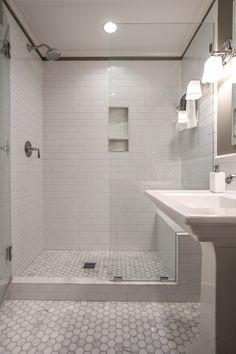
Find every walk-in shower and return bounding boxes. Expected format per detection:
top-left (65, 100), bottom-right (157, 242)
top-left (14, 22), bottom-right (213, 286)
top-left (0, 11), bottom-right (213, 297)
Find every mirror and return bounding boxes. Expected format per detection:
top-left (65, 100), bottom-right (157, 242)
top-left (217, 0), bottom-right (236, 156)
top-left (232, 0), bottom-right (236, 145)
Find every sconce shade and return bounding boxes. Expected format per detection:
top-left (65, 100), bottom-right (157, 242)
top-left (202, 56), bottom-right (223, 83)
top-left (232, 56), bottom-right (236, 83)
top-left (186, 80), bottom-right (202, 100)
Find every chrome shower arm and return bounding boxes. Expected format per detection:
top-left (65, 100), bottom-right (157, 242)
top-left (26, 43), bottom-right (51, 52)
top-left (30, 147), bottom-right (40, 159)
top-left (26, 43), bottom-right (61, 60)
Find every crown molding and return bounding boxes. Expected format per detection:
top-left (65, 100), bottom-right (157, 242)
top-left (3, 0), bottom-right (44, 58)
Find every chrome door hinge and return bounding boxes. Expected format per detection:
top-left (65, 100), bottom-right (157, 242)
top-left (0, 144), bottom-right (10, 152)
top-left (4, 41), bottom-right (11, 59)
top-left (6, 246), bottom-right (12, 262)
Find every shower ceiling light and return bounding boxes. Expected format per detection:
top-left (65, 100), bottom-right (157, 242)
top-left (103, 21), bottom-right (117, 34)
top-left (186, 80), bottom-right (202, 100)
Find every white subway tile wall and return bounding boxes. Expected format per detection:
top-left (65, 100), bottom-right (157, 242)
top-left (156, 213), bottom-right (176, 280)
top-left (109, 61), bottom-right (181, 251)
top-left (9, 16), bottom-right (43, 275)
top-left (180, 22), bottom-right (216, 189)
top-left (43, 61), bottom-right (182, 251)
top-left (43, 61), bottom-right (110, 250)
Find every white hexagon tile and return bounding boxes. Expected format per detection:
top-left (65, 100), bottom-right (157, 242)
top-left (21, 250), bottom-right (168, 281)
top-left (0, 300), bottom-right (200, 353)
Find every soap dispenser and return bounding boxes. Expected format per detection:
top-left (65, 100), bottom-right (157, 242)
top-left (210, 164), bottom-right (225, 193)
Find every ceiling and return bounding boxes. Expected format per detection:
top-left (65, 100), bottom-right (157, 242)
top-left (10, 0), bottom-right (214, 57)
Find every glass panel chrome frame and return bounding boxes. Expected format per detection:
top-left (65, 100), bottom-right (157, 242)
top-left (0, 1), bottom-right (11, 303)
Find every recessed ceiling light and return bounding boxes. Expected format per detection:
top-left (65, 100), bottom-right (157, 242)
top-left (103, 21), bottom-right (117, 34)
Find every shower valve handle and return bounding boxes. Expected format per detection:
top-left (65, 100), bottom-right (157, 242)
top-left (24, 141), bottom-right (40, 158)
top-left (31, 147), bottom-right (40, 158)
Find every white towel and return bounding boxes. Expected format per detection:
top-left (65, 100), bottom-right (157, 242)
top-left (186, 100), bottom-right (198, 129)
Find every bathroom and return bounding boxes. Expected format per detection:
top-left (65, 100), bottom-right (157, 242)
top-left (0, 0), bottom-right (235, 353)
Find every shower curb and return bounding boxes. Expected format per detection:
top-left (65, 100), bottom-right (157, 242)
top-left (7, 278), bottom-right (200, 302)
top-left (7, 233), bottom-right (201, 302)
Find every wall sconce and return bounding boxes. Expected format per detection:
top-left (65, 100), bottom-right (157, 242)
top-left (202, 40), bottom-right (232, 83)
top-left (186, 80), bottom-right (202, 100)
top-left (202, 56), bottom-right (223, 83)
top-left (177, 94), bottom-right (188, 124)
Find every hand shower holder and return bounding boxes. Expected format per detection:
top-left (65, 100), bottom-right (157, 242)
top-left (24, 141), bottom-right (40, 158)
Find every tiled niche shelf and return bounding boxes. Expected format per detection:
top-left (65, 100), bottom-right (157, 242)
top-left (109, 107), bottom-right (128, 152)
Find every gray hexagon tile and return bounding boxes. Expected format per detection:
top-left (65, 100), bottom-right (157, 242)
top-left (0, 300), bottom-right (200, 353)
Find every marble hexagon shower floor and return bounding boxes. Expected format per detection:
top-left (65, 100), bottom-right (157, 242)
top-left (0, 300), bottom-right (200, 354)
top-left (21, 250), bottom-right (169, 281)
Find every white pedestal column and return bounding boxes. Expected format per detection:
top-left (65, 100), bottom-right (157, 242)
top-left (187, 241), bottom-right (236, 354)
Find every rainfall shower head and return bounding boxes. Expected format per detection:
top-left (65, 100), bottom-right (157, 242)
top-left (45, 48), bottom-right (61, 61)
top-left (26, 43), bottom-right (61, 61)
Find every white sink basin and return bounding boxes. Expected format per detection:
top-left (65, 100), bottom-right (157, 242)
top-left (145, 190), bottom-right (236, 242)
top-left (145, 189), bottom-right (236, 354)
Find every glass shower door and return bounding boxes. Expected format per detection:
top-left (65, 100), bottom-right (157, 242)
top-left (0, 2), bottom-right (11, 302)
top-left (107, 22), bottom-right (214, 282)
top-left (107, 42), bottom-right (179, 282)
top-left (107, 57), bottom-right (176, 282)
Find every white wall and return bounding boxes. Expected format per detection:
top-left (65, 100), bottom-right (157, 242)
top-left (43, 60), bottom-right (181, 250)
top-left (180, 5), bottom-right (217, 189)
top-left (8, 15), bottom-right (43, 275)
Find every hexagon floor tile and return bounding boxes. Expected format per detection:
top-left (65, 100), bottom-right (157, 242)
top-left (0, 300), bottom-right (199, 353)
top-left (20, 250), bottom-right (169, 281)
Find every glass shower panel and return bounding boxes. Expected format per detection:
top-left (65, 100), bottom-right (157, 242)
top-left (0, 3), bottom-right (11, 302)
top-left (107, 55), bottom-right (178, 282)
top-left (106, 24), bottom-right (179, 282)
top-left (107, 22), bottom-right (214, 282)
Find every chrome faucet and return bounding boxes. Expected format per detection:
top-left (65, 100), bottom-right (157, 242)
top-left (225, 174), bottom-right (236, 184)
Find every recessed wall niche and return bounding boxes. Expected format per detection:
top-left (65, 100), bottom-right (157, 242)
top-left (109, 107), bottom-right (128, 152)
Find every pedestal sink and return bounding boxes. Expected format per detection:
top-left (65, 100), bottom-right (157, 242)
top-left (145, 190), bottom-right (236, 354)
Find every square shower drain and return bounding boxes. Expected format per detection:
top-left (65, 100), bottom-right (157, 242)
top-left (83, 262), bottom-right (96, 269)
